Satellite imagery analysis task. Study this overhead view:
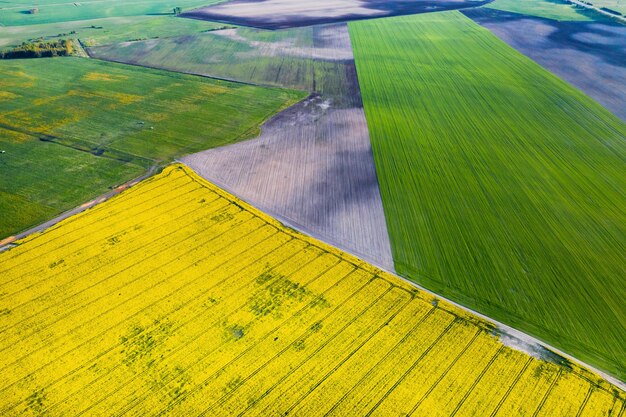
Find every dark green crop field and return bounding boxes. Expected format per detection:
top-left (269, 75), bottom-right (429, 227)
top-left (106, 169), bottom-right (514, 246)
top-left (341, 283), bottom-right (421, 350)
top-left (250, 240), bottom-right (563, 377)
top-left (0, 57), bottom-right (303, 238)
top-left (350, 11), bottom-right (626, 379)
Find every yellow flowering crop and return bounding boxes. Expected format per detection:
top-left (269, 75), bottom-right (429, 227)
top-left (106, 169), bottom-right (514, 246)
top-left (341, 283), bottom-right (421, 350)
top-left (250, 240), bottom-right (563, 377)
top-left (0, 164), bottom-right (623, 416)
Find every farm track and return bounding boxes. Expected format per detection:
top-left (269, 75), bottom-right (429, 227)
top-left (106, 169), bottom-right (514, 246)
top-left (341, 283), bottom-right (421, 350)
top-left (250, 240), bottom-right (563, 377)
top-left (0, 164), bottom-right (623, 416)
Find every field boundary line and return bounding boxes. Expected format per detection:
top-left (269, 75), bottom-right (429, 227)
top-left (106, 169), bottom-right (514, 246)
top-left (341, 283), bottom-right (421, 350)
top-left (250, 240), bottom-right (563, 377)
top-left (0, 165), bottom-right (159, 253)
top-left (13, 236), bottom-right (305, 416)
top-left (179, 163), bottom-right (396, 273)
top-left (489, 357), bottom-right (533, 417)
top-left (0, 167), bottom-right (190, 264)
top-left (450, 345), bottom-right (506, 416)
top-left (88, 54), bottom-right (289, 90)
top-left (279, 292), bottom-right (416, 416)
top-left (364, 318), bottom-right (459, 417)
top-left (407, 329), bottom-right (483, 415)
top-left (575, 386), bottom-right (594, 417)
top-left (531, 368), bottom-right (563, 417)
top-left (320, 306), bottom-right (438, 417)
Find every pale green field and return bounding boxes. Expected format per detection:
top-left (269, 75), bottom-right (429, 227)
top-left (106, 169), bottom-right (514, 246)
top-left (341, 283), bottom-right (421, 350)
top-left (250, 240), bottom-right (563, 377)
top-left (587, 0), bottom-right (626, 14)
top-left (0, 0), bottom-right (219, 26)
top-left (487, 0), bottom-right (593, 20)
top-left (0, 16), bottom-right (230, 49)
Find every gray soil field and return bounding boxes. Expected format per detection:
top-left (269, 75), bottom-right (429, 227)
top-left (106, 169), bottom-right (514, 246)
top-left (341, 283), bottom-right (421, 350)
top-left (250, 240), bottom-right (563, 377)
top-left (465, 8), bottom-right (626, 121)
top-left (181, 24), bottom-right (394, 269)
top-left (182, 0), bottom-right (492, 29)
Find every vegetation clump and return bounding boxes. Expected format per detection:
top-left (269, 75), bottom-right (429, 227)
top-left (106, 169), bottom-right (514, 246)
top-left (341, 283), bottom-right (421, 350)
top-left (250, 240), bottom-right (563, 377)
top-left (1, 39), bottom-right (74, 59)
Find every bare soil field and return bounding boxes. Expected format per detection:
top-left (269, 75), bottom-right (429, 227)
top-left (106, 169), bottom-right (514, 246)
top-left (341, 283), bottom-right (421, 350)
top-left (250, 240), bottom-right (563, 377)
top-left (181, 23), bottom-right (393, 269)
top-left (181, 0), bottom-right (493, 29)
top-left (181, 96), bottom-right (393, 269)
top-left (464, 8), bottom-right (626, 121)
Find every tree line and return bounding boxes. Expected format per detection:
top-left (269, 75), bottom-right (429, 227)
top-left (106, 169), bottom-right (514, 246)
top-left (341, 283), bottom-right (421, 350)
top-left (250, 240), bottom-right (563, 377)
top-left (0, 39), bottom-right (74, 59)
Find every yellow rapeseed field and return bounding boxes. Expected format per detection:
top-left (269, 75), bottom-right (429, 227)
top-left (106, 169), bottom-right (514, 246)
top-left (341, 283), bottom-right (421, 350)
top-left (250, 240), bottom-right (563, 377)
top-left (0, 164), bottom-right (623, 416)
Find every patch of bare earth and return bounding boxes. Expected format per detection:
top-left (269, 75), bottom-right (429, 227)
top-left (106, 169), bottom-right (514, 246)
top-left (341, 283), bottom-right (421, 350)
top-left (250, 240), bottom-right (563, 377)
top-left (181, 24), bottom-right (394, 270)
top-left (182, 0), bottom-right (493, 29)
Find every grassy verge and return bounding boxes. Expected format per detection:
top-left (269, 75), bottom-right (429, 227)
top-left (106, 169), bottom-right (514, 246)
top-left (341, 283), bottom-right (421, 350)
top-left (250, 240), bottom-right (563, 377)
top-left (0, 57), bottom-right (305, 238)
top-left (350, 11), bottom-right (626, 380)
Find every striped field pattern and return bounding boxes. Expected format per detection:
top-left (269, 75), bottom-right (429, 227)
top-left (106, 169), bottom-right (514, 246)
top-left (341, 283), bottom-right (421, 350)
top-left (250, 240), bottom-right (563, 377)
top-left (350, 11), bottom-right (626, 380)
top-left (0, 165), bottom-right (623, 416)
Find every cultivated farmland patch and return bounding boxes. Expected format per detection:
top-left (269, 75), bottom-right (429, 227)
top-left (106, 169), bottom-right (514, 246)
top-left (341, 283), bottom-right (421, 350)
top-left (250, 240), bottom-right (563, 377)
top-left (465, 8), bottom-right (626, 121)
top-left (182, 95), bottom-right (394, 269)
top-left (89, 24), bottom-right (360, 106)
top-left (0, 57), bottom-right (303, 239)
top-left (350, 11), bottom-right (626, 380)
top-left (0, 164), bottom-right (622, 416)
top-left (0, 16), bottom-right (229, 50)
top-left (485, 0), bottom-right (595, 20)
top-left (181, 0), bottom-right (493, 29)
top-left (178, 23), bottom-right (393, 269)
top-left (0, 0), bottom-right (220, 26)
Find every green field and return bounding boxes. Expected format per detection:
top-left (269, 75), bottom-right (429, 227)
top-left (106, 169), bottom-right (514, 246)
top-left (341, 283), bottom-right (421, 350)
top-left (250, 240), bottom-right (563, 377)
top-left (0, 16), bottom-right (230, 49)
top-left (89, 25), bottom-right (360, 107)
top-left (0, 0), bottom-right (219, 26)
top-left (350, 12), bottom-right (626, 379)
top-left (587, 0), bottom-right (626, 14)
top-left (0, 133), bottom-right (144, 238)
top-left (486, 0), bottom-right (594, 20)
top-left (0, 57), bottom-right (304, 238)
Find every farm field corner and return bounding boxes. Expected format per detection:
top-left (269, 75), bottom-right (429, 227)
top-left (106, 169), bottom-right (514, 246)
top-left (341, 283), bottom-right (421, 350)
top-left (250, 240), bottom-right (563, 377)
top-left (0, 163), bottom-right (623, 416)
top-left (349, 11), bottom-right (626, 380)
top-left (0, 57), bottom-right (304, 240)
